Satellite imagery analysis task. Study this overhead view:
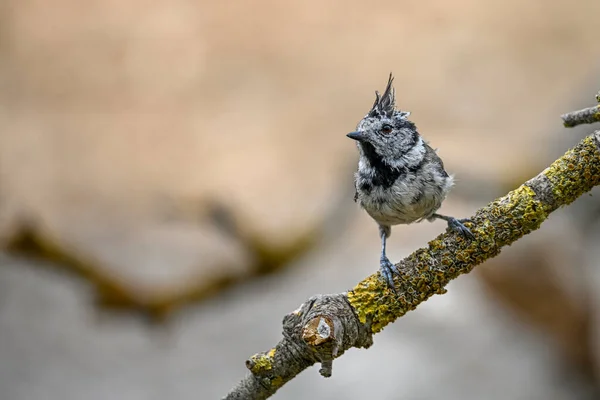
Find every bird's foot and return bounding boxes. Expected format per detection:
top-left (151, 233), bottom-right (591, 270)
top-left (379, 256), bottom-right (400, 292)
top-left (446, 217), bottom-right (475, 240)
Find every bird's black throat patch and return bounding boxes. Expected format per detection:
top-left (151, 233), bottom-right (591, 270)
top-left (358, 142), bottom-right (404, 190)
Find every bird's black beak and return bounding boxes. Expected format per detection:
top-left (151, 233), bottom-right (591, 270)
top-left (346, 131), bottom-right (365, 141)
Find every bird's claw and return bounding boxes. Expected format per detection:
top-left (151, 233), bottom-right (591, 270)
top-left (379, 256), bottom-right (400, 292)
top-left (447, 217), bottom-right (475, 240)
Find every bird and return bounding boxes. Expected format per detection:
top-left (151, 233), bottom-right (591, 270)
top-left (347, 73), bottom-right (474, 291)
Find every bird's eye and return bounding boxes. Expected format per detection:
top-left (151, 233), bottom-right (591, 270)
top-left (380, 124), bottom-right (393, 135)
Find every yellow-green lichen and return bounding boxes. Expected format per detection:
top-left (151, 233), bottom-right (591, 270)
top-left (492, 185), bottom-right (548, 242)
top-left (543, 135), bottom-right (600, 206)
top-left (347, 276), bottom-right (406, 333)
top-left (245, 348), bottom-right (286, 390)
top-left (270, 376), bottom-right (284, 388)
top-left (247, 351), bottom-right (274, 374)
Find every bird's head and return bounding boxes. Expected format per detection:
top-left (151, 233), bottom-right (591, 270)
top-left (347, 74), bottom-right (420, 161)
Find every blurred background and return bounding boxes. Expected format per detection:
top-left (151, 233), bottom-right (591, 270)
top-left (1, 0), bottom-right (600, 399)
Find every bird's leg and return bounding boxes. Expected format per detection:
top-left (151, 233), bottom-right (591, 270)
top-left (378, 225), bottom-right (399, 291)
top-left (431, 213), bottom-right (475, 239)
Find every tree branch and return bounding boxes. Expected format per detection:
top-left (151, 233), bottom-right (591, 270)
top-left (561, 92), bottom-right (600, 127)
top-left (562, 106), bottom-right (600, 127)
top-left (224, 118), bottom-right (600, 400)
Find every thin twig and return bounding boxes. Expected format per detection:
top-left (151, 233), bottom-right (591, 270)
top-left (223, 127), bottom-right (600, 400)
top-left (562, 105), bottom-right (600, 127)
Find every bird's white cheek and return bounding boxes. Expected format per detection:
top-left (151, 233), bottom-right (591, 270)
top-left (358, 159), bottom-right (368, 170)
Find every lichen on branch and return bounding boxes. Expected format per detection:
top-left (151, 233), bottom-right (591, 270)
top-left (224, 107), bottom-right (600, 400)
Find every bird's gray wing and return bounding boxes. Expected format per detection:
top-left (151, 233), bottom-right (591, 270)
top-left (423, 141), bottom-right (449, 178)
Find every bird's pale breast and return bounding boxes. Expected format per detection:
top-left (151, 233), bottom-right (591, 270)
top-left (356, 167), bottom-right (453, 226)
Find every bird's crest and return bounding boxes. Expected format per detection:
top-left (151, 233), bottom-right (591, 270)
top-left (367, 73), bottom-right (411, 120)
top-left (368, 73), bottom-right (396, 118)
